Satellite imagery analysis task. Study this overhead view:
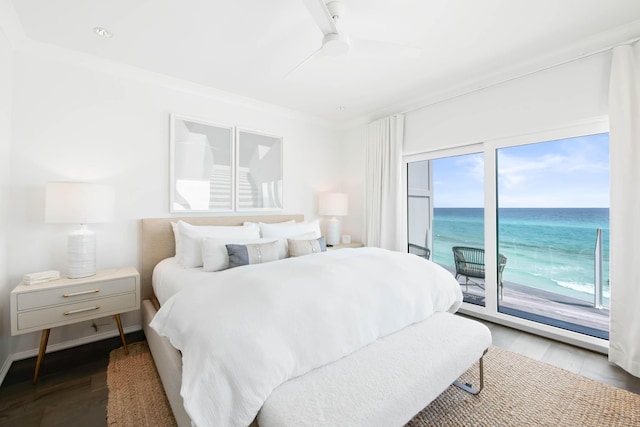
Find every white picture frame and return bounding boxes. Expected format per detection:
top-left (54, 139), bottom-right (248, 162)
top-left (170, 115), bottom-right (234, 213)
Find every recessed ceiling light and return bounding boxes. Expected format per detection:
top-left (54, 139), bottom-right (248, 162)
top-left (336, 106), bottom-right (345, 111)
top-left (93, 27), bottom-right (113, 38)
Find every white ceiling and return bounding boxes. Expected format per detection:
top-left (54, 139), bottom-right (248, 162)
top-left (6, 0), bottom-right (640, 126)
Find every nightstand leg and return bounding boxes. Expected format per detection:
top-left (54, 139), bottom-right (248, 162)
top-left (114, 314), bottom-right (128, 355)
top-left (33, 329), bottom-right (50, 384)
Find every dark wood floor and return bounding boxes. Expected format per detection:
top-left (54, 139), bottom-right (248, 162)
top-left (0, 331), bottom-right (145, 427)
top-left (1, 322), bottom-right (639, 426)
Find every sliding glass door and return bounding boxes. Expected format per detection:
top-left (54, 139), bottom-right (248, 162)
top-left (406, 128), bottom-right (610, 342)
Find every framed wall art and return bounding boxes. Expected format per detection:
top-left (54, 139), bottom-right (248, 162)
top-left (170, 115), bottom-right (283, 212)
top-left (236, 128), bottom-right (283, 211)
top-left (170, 115), bottom-right (234, 212)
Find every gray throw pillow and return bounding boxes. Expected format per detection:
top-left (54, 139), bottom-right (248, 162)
top-left (226, 240), bottom-right (280, 268)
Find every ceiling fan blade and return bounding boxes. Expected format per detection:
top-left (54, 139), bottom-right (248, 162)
top-left (285, 46), bottom-right (324, 78)
top-left (351, 36), bottom-right (422, 59)
top-left (300, 0), bottom-right (337, 36)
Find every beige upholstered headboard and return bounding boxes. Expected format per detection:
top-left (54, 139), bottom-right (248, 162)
top-left (140, 215), bottom-right (304, 301)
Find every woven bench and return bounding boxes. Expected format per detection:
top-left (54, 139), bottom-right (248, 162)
top-left (259, 312), bottom-right (491, 427)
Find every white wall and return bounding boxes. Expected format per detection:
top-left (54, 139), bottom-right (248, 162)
top-left (404, 52), bottom-right (610, 152)
top-left (0, 26), bottom-right (12, 375)
top-left (338, 125), bottom-right (367, 243)
top-left (5, 47), bottom-right (344, 356)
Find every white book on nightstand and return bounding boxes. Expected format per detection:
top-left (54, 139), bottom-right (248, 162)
top-left (23, 270), bottom-right (61, 285)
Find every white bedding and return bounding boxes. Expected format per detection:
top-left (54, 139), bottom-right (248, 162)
top-left (150, 247), bottom-right (463, 427)
top-left (152, 257), bottom-right (210, 305)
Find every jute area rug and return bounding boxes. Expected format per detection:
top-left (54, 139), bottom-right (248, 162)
top-left (107, 342), bottom-right (640, 426)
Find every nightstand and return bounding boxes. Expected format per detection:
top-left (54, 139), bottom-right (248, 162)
top-left (10, 267), bottom-right (140, 383)
top-left (327, 242), bottom-right (364, 250)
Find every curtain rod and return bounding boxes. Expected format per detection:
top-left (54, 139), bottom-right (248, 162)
top-left (399, 35), bottom-right (640, 116)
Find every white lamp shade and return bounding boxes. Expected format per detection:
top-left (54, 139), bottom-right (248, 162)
top-left (318, 193), bottom-right (348, 216)
top-left (46, 182), bottom-right (115, 224)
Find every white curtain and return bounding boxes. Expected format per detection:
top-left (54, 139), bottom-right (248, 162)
top-left (609, 41), bottom-right (640, 377)
top-left (364, 114), bottom-right (404, 251)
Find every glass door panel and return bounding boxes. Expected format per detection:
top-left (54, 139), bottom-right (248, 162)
top-left (407, 160), bottom-right (432, 260)
top-left (407, 153), bottom-right (485, 306)
top-left (496, 133), bottom-right (610, 339)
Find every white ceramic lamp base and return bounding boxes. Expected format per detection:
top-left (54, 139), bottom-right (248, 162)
top-left (326, 217), bottom-right (341, 246)
top-left (68, 225), bottom-right (97, 279)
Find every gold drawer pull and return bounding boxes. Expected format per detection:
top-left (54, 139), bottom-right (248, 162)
top-left (63, 289), bottom-right (100, 298)
top-left (64, 306), bottom-right (100, 315)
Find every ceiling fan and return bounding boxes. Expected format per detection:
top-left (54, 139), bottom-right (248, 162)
top-left (288, 0), bottom-right (421, 76)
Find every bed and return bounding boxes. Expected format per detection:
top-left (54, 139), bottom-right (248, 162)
top-left (140, 215), bottom-right (492, 427)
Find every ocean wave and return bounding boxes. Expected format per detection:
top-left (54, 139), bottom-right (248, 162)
top-left (555, 280), bottom-right (610, 298)
top-left (498, 241), bottom-right (602, 258)
top-left (499, 267), bottom-right (611, 301)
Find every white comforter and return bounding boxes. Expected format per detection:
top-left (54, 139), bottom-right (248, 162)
top-left (150, 247), bottom-right (462, 427)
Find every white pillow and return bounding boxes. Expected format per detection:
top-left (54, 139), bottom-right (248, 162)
top-left (202, 237), bottom-right (280, 272)
top-left (244, 219), bottom-right (295, 231)
top-left (259, 220), bottom-right (321, 239)
top-left (171, 222), bottom-right (181, 261)
top-left (176, 221), bottom-right (261, 268)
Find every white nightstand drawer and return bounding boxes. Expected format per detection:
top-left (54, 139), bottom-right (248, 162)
top-left (17, 293), bottom-right (137, 332)
top-left (17, 277), bottom-right (137, 311)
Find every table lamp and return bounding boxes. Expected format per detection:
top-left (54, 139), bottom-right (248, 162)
top-left (45, 182), bottom-right (115, 278)
top-left (319, 192), bottom-right (348, 246)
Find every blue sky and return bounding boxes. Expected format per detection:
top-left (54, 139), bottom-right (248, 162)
top-left (432, 133), bottom-right (610, 208)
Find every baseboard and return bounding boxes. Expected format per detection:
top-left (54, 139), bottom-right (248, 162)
top-left (0, 353), bottom-right (12, 388)
top-left (0, 323), bottom-right (142, 388)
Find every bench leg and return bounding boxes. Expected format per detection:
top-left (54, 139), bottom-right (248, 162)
top-left (453, 349), bottom-right (487, 395)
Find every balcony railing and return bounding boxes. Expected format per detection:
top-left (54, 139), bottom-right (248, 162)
top-left (594, 228), bottom-right (605, 309)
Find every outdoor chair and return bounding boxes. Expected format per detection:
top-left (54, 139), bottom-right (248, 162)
top-left (452, 246), bottom-right (508, 299)
top-left (409, 243), bottom-right (431, 260)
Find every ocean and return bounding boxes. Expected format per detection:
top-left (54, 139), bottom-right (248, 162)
top-left (432, 208), bottom-right (610, 306)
